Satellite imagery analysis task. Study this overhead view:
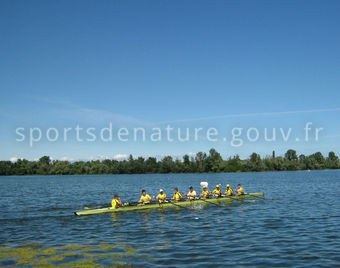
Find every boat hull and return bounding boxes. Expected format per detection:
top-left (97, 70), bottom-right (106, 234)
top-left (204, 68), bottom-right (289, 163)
top-left (74, 192), bottom-right (264, 216)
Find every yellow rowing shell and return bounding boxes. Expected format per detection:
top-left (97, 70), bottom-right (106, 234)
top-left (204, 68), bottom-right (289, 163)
top-left (74, 192), bottom-right (264, 216)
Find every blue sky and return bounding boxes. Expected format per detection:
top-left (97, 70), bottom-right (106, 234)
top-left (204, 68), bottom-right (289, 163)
top-left (1, 0), bottom-right (340, 161)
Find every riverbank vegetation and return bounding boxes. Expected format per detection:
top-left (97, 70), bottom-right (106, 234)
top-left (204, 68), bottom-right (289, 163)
top-left (0, 149), bottom-right (339, 176)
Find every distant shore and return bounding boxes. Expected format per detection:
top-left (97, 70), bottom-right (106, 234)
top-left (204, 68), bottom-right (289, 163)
top-left (1, 149), bottom-right (339, 176)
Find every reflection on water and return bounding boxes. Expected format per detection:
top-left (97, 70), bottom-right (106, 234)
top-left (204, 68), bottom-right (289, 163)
top-left (0, 171), bottom-right (340, 267)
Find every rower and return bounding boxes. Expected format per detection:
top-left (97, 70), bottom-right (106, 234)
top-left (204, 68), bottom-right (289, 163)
top-left (138, 190), bottom-right (152, 206)
top-left (225, 184), bottom-right (234, 196)
top-left (171, 187), bottom-right (184, 202)
top-left (200, 185), bottom-right (211, 199)
top-left (155, 189), bottom-right (167, 204)
top-left (111, 194), bottom-right (124, 208)
top-left (236, 184), bottom-right (244, 195)
top-left (186, 186), bottom-right (197, 200)
top-left (212, 185), bottom-right (222, 198)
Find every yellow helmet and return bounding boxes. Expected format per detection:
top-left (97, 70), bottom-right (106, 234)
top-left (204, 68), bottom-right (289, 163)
top-left (203, 186), bottom-right (207, 189)
top-left (216, 185), bottom-right (220, 188)
top-left (227, 184), bottom-right (230, 187)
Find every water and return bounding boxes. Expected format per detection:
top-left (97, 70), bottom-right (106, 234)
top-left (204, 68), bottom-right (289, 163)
top-left (1, 171), bottom-right (340, 267)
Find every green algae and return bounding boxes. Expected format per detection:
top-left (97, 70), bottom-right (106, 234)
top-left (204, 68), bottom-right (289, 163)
top-left (0, 247), bottom-right (40, 263)
top-left (32, 262), bottom-right (57, 268)
top-left (0, 242), bottom-right (137, 267)
top-left (40, 248), bottom-right (57, 256)
top-left (98, 243), bottom-right (116, 251)
top-left (49, 254), bottom-right (65, 261)
top-left (125, 249), bottom-right (137, 255)
top-left (96, 253), bottom-right (126, 258)
top-left (60, 244), bottom-right (87, 251)
top-left (21, 242), bottom-right (43, 249)
top-left (59, 260), bottom-right (99, 267)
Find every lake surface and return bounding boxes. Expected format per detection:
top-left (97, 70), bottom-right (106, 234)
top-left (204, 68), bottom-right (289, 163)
top-left (0, 170), bottom-right (340, 267)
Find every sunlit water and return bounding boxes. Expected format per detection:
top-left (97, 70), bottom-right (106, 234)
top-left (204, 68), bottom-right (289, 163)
top-left (1, 171), bottom-right (340, 267)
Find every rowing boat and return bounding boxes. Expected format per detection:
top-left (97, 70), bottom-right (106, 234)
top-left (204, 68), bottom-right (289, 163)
top-left (74, 192), bottom-right (264, 216)
top-left (75, 193), bottom-right (264, 216)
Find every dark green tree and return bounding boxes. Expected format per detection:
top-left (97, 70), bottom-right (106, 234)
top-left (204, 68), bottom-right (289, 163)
top-left (285, 149), bottom-right (298, 161)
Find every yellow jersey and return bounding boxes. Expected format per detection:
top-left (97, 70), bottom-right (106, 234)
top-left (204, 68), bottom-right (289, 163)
top-left (156, 193), bottom-right (167, 203)
top-left (139, 194), bottom-right (152, 204)
top-left (212, 189), bottom-right (222, 197)
top-left (237, 187), bottom-right (244, 195)
top-left (111, 198), bottom-right (121, 208)
top-left (202, 190), bottom-right (210, 198)
top-left (225, 188), bottom-right (234, 196)
top-left (172, 192), bottom-right (183, 201)
top-left (187, 190), bottom-right (197, 200)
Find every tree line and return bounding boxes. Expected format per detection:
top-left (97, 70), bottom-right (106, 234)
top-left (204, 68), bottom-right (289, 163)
top-left (0, 149), bottom-right (339, 176)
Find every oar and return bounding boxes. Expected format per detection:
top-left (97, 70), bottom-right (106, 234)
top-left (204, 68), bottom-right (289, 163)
top-left (244, 193), bottom-right (266, 200)
top-left (84, 201), bottom-right (138, 210)
top-left (83, 203), bottom-right (110, 209)
top-left (199, 198), bottom-right (221, 206)
top-left (221, 194), bottom-right (239, 201)
top-left (166, 199), bottom-right (194, 210)
top-left (83, 206), bottom-right (107, 210)
top-left (168, 201), bottom-right (188, 209)
top-left (178, 197), bottom-right (222, 208)
top-left (223, 193), bottom-right (267, 201)
top-left (120, 202), bottom-right (138, 207)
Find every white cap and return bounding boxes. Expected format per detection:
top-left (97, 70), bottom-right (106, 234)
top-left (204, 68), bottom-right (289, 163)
top-left (200, 181), bottom-right (208, 187)
top-left (160, 189), bottom-right (163, 192)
